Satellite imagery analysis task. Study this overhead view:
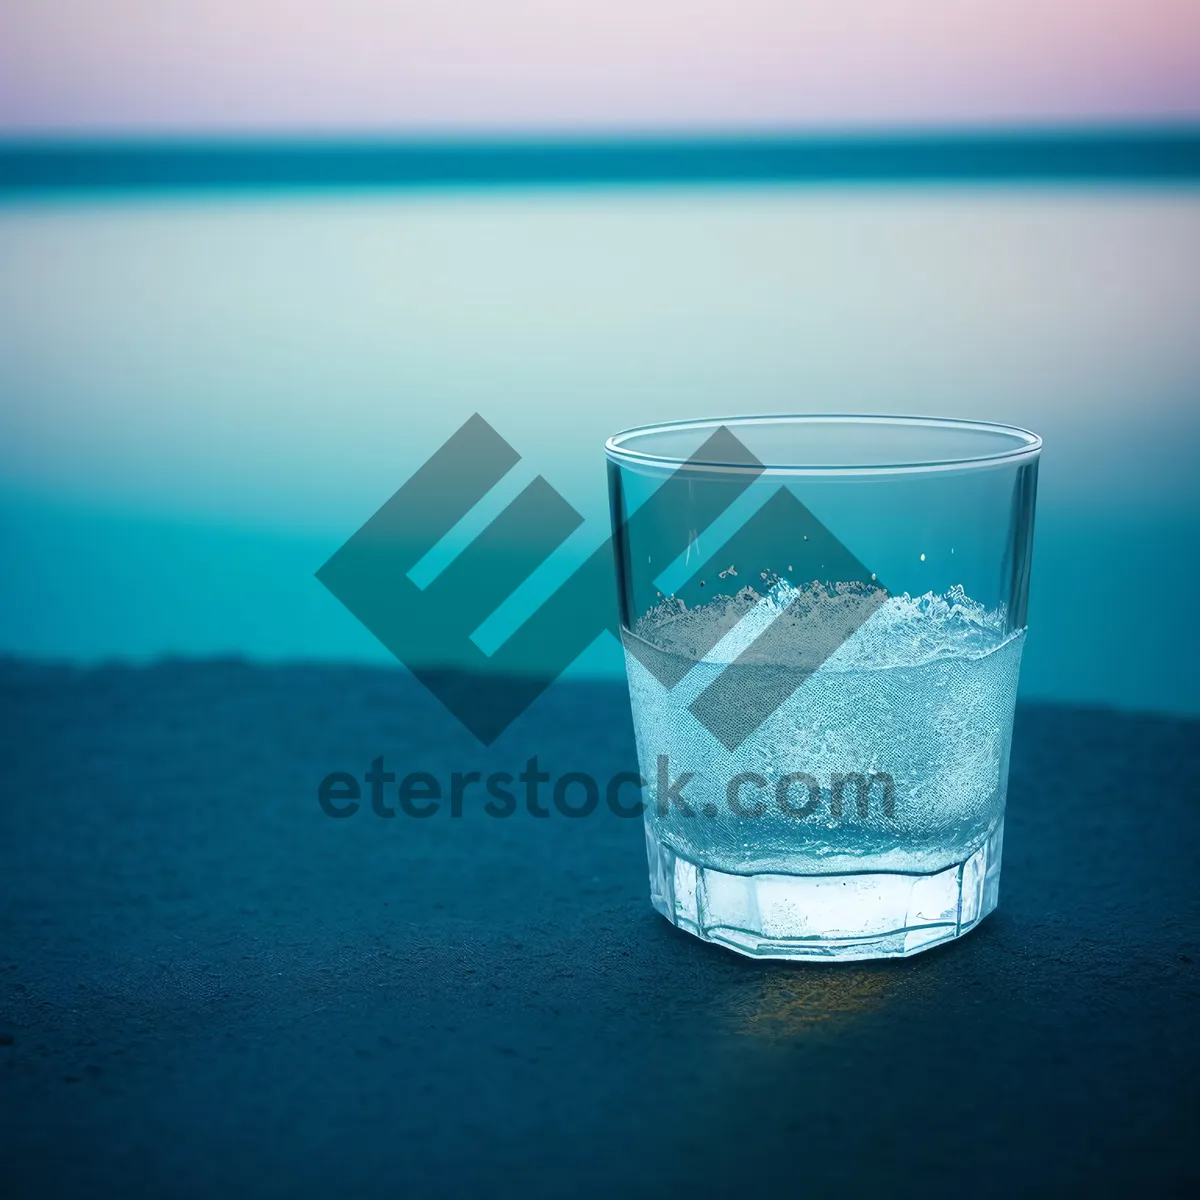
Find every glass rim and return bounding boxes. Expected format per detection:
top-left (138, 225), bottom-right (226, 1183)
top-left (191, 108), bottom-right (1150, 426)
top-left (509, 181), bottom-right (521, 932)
top-left (604, 414), bottom-right (1042, 477)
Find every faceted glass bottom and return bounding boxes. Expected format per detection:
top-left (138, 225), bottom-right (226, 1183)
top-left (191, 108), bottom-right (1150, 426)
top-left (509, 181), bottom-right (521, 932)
top-left (645, 819), bottom-right (1004, 961)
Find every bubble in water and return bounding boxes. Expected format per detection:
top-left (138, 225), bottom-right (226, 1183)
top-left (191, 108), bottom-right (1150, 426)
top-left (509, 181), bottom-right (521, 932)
top-left (623, 583), bottom-right (1023, 876)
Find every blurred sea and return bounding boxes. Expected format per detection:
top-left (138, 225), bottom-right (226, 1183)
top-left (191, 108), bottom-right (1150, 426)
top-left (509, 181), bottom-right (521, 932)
top-left (1, 137), bottom-right (1198, 715)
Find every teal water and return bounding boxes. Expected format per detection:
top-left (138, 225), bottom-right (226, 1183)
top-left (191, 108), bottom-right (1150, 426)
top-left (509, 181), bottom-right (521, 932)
top-left (1, 180), bottom-right (1197, 715)
top-left (2, 131), bottom-right (1198, 194)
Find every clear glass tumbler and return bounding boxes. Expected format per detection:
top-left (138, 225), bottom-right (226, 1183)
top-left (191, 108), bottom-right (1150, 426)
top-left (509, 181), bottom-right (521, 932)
top-left (605, 415), bottom-right (1040, 960)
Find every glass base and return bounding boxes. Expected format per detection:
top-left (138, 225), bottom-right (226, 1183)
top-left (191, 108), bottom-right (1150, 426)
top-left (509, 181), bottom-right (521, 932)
top-left (645, 820), bottom-right (1003, 961)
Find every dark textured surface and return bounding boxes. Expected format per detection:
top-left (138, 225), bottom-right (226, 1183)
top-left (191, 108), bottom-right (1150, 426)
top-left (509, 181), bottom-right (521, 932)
top-left (1, 659), bottom-right (1197, 1197)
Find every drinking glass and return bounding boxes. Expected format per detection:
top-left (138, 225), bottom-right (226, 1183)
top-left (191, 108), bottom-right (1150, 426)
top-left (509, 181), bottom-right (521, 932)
top-left (605, 415), bottom-right (1040, 960)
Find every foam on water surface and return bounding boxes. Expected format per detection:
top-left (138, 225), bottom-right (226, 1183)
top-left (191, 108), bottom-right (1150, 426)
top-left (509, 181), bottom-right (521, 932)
top-left (624, 583), bottom-right (1024, 876)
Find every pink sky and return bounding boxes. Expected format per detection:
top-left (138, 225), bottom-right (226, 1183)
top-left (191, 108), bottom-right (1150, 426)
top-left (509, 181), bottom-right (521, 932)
top-left (2, 0), bottom-right (1199, 132)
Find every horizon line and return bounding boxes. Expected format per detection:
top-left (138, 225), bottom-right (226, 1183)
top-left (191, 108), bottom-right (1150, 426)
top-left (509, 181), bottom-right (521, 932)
top-left (3, 127), bottom-right (1198, 191)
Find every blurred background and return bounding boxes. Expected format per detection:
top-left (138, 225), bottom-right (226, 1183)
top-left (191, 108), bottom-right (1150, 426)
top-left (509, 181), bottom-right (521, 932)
top-left (1, 1), bottom-right (1198, 715)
